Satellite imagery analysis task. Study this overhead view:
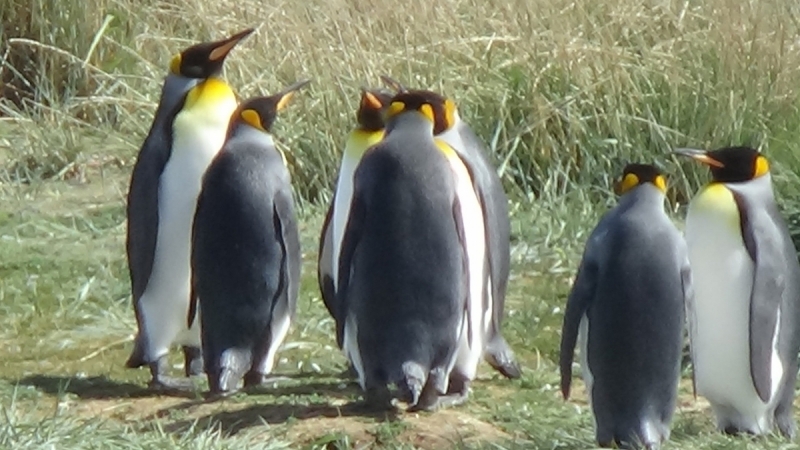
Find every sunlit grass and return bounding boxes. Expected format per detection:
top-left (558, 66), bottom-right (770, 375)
top-left (3, 0), bottom-right (800, 448)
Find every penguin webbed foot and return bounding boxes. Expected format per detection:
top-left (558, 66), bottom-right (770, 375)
top-left (775, 399), bottom-right (797, 439)
top-left (242, 371), bottom-right (292, 389)
top-left (364, 385), bottom-right (395, 411)
top-left (406, 368), bottom-right (469, 412)
top-left (484, 335), bottom-right (522, 379)
top-left (147, 357), bottom-right (196, 393)
top-left (182, 345), bottom-right (203, 377)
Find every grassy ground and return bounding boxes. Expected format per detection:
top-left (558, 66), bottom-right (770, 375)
top-left (0, 161), bottom-right (796, 450)
top-left (3, 0), bottom-right (800, 448)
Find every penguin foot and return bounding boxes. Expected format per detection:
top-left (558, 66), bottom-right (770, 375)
top-left (400, 362), bottom-right (428, 406)
top-left (148, 375), bottom-right (196, 393)
top-left (182, 346), bottom-right (203, 377)
top-left (125, 335), bottom-right (147, 369)
top-left (208, 367), bottom-right (243, 394)
top-left (776, 410), bottom-right (797, 439)
top-left (722, 425), bottom-right (748, 436)
top-left (484, 335), bottom-right (522, 379)
top-left (364, 385), bottom-right (394, 411)
top-left (147, 358), bottom-right (196, 393)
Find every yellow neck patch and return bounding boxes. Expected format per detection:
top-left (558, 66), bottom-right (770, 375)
top-left (617, 173), bottom-right (667, 195)
top-left (654, 175), bottom-right (667, 193)
top-left (386, 101), bottom-right (436, 124)
top-left (755, 155), bottom-right (769, 178)
top-left (618, 173), bottom-right (640, 195)
top-left (387, 101), bottom-right (405, 119)
top-left (345, 128), bottom-right (384, 158)
top-left (240, 109), bottom-right (264, 131)
top-left (169, 54), bottom-right (181, 74)
top-left (184, 78), bottom-right (236, 110)
top-left (444, 99), bottom-right (457, 130)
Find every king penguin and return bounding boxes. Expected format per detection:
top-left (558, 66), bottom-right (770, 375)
top-left (337, 90), bottom-right (500, 411)
top-left (125, 28), bottom-right (254, 390)
top-left (317, 87), bottom-right (392, 336)
top-left (378, 76), bottom-right (521, 380)
top-left (676, 146), bottom-right (800, 437)
top-left (559, 163), bottom-right (689, 449)
top-left (190, 80), bottom-right (308, 394)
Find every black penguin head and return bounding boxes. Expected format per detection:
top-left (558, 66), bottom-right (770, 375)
top-left (233, 79), bottom-right (311, 133)
top-left (385, 89), bottom-right (457, 135)
top-left (169, 28), bottom-right (254, 79)
top-left (614, 163), bottom-right (667, 195)
top-left (674, 146), bottom-right (769, 183)
top-left (355, 88), bottom-right (393, 132)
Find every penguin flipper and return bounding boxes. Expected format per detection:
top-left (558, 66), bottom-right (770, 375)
top-left (125, 135), bottom-right (170, 367)
top-left (559, 255), bottom-right (598, 400)
top-left (735, 193), bottom-right (786, 403)
top-left (474, 185), bottom-right (520, 379)
top-left (317, 197), bottom-right (338, 323)
top-left (187, 185), bottom-right (207, 329)
top-left (274, 186), bottom-right (302, 329)
top-left (453, 129), bottom-right (518, 378)
top-left (680, 260), bottom-right (697, 399)
top-left (336, 192), bottom-right (366, 348)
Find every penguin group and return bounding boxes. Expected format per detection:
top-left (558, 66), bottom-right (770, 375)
top-left (124, 29), bottom-right (521, 408)
top-left (120, 28), bottom-right (800, 448)
top-left (560, 148), bottom-right (800, 448)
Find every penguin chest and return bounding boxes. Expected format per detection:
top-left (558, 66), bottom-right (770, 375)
top-left (685, 185), bottom-right (768, 413)
top-left (331, 130), bottom-right (383, 289)
top-left (140, 110), bottom-right (232, 318)
top-left (438, 141), bottom-right (490, 380)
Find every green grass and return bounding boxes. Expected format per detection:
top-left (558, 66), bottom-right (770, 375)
top-left (3, 0), bottom-right (800, 448)
top-left (0, 167), bottom-right (797, 450)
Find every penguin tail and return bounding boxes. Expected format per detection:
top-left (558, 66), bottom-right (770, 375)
top-left (401, 361), bottom-right (428, 407)
top-left (208, 348), bottom-right (251, 394)
top-left (125, 335), bottom-right (147, 368)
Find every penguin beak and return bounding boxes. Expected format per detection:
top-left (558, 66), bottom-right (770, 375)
top-left (672, 148), bottom-right (725, 168)
top-left (379, 75), bottom-right (408, 93)
top-left (275, 79), bottom-right (312, 111)
top-left (208, 28), bottom-right (256, 62)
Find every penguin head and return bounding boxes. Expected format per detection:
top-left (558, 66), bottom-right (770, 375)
top-left (614, 163), bottom-right (667, 196)
top-left (385, 89), bottom-right (457, 134)
top-left (231, 79), bottom-right (311, 134)
top-left (356, 88), bottom-right (393, 132)
top-left (169, 28), bottom-right (254, 80)
top-left (674, 146), bottom-right (769, 183)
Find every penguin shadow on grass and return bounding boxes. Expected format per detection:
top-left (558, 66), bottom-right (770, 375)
top-left (16, 374), bottom-right (160, 400)
top-left (153, 376), bottom-right (401, 438)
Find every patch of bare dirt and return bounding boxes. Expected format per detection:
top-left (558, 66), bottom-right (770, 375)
top-left (54, 390), bottom-right (510, 449)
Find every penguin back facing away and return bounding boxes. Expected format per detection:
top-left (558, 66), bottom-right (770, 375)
top-left (190, 80), bottom-right (308, 394)
top-left (337, 106), bottom-right (470, 411)
top-left (560, 163), bottom-right (689, 449)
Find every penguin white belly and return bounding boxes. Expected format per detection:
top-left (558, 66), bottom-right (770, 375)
top-left (439, 142), bottom-right (490, 381)
top-left (331, 152), bottom-right (360, 291)
top-left (686, 195), bottom-right (777, 433)
top-left (138, 110), bottom-right (231, 360)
